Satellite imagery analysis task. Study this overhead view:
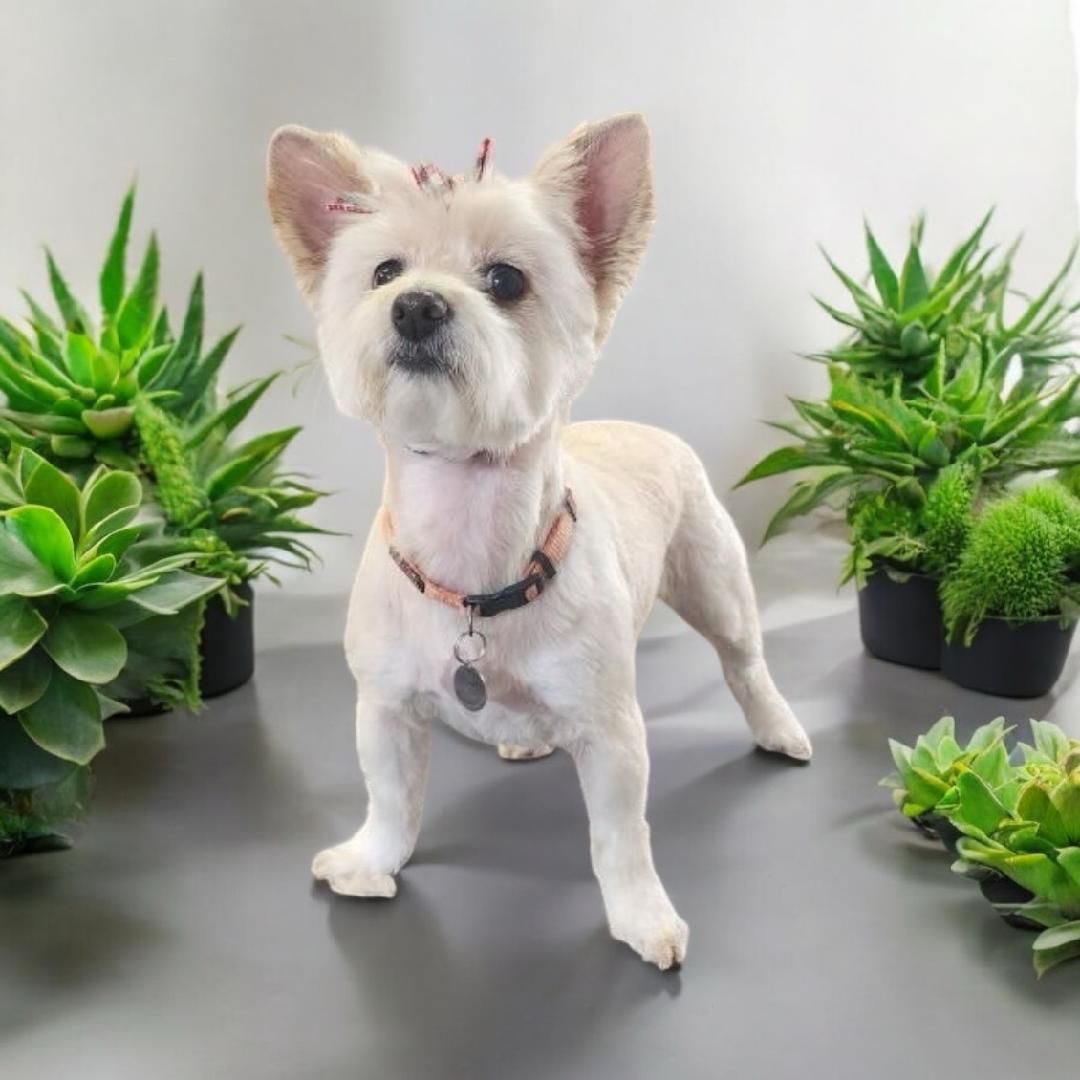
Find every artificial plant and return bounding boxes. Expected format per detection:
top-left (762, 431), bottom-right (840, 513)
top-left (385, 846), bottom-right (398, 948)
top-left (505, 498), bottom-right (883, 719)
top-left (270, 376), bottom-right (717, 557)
top-left (940, 481), bottom-right (1080, 644)
top-left (738, 214), bottom-right (1080, 582)
top-left (0, 449), bottom-right (222, 851)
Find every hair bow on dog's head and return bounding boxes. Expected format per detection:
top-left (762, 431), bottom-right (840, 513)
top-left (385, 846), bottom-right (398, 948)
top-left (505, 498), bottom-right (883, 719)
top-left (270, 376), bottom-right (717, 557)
top-left (325, 137), bottom-right (493, 215)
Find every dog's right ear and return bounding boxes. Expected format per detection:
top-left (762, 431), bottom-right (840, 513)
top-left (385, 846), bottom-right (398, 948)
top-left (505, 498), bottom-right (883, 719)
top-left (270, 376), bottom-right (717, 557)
top-left (266, 125), bottom-right (375, 301)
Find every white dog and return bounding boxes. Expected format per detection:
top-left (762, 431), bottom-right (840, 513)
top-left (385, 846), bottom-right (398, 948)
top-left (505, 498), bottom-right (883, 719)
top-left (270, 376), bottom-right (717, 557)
top-left (267, 114), bottom-right (811, 969)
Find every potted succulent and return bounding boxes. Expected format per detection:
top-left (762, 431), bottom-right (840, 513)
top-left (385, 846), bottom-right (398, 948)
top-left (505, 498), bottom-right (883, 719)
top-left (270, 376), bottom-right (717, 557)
top-left (0, 448), bottom-right (222, 854)
top-left (737, 214), bottom-right (1080, 670)
top-left (943, 723), bottom-right (1080, 973)
top-left (881, 715), bottom-right (1013, 853)
top-left (940, 482), bottom-right (1079, 697)
top-left (886, 716), bottom-right (1080, 973)
top-left (0, 189), bottom-right (332, 698)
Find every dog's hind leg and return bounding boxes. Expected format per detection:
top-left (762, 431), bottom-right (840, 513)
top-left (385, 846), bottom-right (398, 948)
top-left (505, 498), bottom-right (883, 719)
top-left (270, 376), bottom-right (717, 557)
top-left (659, 463), bottom-right (812, 762)
top-left (312, 692), bottom-right (431, 896)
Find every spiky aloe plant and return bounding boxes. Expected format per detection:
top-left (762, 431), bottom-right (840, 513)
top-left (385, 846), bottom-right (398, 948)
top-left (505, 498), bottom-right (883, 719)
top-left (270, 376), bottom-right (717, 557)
top-left (815, 212), bottom-right (1078, 387)
top-left (0, 187), bottom-right (240, 469)
top-left (134, 376), bottom-right (331, 603)
top-left (0, 449), bottom-right (223, 851)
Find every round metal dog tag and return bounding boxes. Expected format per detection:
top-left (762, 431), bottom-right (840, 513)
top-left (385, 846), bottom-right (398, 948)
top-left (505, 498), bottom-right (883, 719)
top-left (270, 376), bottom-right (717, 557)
top-left (454, 664), bottom-right (487, 712)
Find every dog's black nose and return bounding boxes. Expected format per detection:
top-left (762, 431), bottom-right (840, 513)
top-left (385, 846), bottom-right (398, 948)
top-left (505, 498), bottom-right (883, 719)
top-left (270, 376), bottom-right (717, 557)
top-left (391, 290), bottom-right (451, 342)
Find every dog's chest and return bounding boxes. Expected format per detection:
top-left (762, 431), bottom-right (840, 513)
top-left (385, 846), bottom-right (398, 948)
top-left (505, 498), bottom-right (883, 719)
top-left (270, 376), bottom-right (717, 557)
top-left (432, 657), bottom-right (555, 748)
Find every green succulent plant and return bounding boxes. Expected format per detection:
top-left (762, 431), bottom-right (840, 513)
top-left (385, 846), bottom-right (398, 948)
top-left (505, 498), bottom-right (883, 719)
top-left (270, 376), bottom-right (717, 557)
top-left (814, 212), bottom-right (1078, 387)
top-left (940, 482), bottom-right (1080, 643)
top-left (882, 716), bottom-right (1014, 822)
top-left (886, 717), bottom-right (1080, 975)
top-left (0, 448), bottom-right (223, 850)
top-left (938, 721), bottom-right (1080, 976)
top-left (0, 187), bottom-right (240, 468)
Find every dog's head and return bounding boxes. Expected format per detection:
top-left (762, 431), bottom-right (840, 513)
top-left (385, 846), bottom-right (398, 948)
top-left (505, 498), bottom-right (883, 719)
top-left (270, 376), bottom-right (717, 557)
top-left (267, 114), bottom-right (653, 458)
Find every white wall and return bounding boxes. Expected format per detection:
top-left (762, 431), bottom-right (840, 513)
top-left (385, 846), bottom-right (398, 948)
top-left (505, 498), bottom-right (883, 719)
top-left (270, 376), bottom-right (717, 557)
top-left (1, 0), bottom-right (1075, 596)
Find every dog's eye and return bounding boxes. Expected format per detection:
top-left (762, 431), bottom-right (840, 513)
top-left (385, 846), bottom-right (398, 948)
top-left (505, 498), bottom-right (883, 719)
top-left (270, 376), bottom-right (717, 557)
top-left (373, 259), bottom-right (404, 289)
top-left (486, 263), bottom-right (526, 303)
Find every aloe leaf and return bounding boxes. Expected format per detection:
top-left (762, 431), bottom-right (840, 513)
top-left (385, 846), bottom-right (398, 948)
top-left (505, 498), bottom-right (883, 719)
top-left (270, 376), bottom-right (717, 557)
top-left (864, 221), bottom-right (899, 309)
top-left (0, 595), bottom-right (48, 672)
top-left (116, 232), bottom-right (160, 350)
top-left (205, 427), bottom-right (301, 500)
top-left (18, 667), bottom-right (104, 765)
top-left (899, 238), bottom-right (929, 312)
top-left (100, 184), bottom-right (136, 318)
top-left (184, 372), bottom-right (281, 448)
top-left (81, 406), bottom-right (135, 439)
top-left (152, 273), bottom-right (204, 391)
top-left (936, 207), bottom-right (994, 287)
top-left (179, 326), bottom-right (241, 414)
top-left (45, 249), bottom-right (91, 333)
top-left (1006, 242), bottom-right (1077, 338)
top-left (42, 610), bottom-right (127, 684)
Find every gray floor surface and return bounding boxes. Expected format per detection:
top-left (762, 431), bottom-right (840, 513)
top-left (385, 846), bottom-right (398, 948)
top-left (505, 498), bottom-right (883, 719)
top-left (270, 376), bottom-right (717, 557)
top-left (2, 537), bottom-right (1079, 1079)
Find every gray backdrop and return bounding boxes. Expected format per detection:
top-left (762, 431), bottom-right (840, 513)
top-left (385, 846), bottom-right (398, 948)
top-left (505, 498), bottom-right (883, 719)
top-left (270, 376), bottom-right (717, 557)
top-left (1, 0), bottom-right (1075, 596)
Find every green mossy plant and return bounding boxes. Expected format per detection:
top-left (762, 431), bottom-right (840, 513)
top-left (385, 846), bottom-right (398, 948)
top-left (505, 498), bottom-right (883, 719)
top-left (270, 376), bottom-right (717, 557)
top-left (940, 482), bottom-right (1080, 644)
top-left (0, 448), bottom-right (223, 851)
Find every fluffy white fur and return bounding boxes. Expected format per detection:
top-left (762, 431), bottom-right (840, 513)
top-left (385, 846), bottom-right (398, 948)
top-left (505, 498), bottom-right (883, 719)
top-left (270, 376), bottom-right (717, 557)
top-left (267, 114), bottom-right (811, 970)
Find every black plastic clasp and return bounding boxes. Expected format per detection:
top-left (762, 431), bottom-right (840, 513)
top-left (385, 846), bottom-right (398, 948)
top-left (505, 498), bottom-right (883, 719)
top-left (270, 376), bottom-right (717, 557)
top-left (465, 572), bottom-right (547, 618)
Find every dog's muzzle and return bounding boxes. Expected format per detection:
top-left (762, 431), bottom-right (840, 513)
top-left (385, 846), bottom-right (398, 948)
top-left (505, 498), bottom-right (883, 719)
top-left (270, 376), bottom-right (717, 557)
top-left (392, 289), bottom-right (452, 343)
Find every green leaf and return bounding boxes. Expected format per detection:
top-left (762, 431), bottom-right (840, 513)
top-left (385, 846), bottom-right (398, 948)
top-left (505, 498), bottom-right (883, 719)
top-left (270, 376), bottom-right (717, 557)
top-left (63, 331), bottom-right (98, 385)
top-left (19, 668), bottom-right (104, 765)
top-left (100, 184), bottom-right (136, 318)
top-left (921, 715), bottom-right (955, 751)
top-left (0, 595), bottom-right (48, 671)
top-left (134, 343), bottom-right (174, 389)
top-left (864, 221), bottom-right (898, 309)
top-left (1016, 783), bottom-right (1070, 847)
top-left (116, 232), bottom-right (160, 350)
top-left (736, 444), bottom-right (837, 487)
top-left (954, 769), bottom-right (1013, 834)
top-left (0, 710), bottom-right (74, 789)
top-left (0, 510), bottom-right (70, 595)
top-left (1033, 920), bottom-right (1080, 977)
top-left (898, 241), bottom-right (929, 312)
top-left (761, 468), bottom-right (857, 543)
top-left (42, 610), bottom-right (127, 684)
top-left (71, 552), bottom-right (118, 589)
top-left (178, 326), bottom-right (241, 413)
top-left (153, 273), bottom-right (205, 391)
top-left (46, 249), bottom-right (90, 333)
top-left (184, 372), bottom-right (281, 448)
top-left (81, 406), bottom-right (135, 439)
top-left (1052, 774), bottom-right (1080, 844)
top-left (2, 505), bottom-right (76, 582)
top-left (0, 647), bottom-right (53, 715)
top-left (205, 427), bottom-right (300, 500)
top-left (1031, 720), bottom-right (1070, 764)
top-left (23, 457), bottom-right (82, 541)
top-left (49, 434), bottom-right (95, 459)
top-left (129, 570), bottom-right (223, 615)
top-left (82, 468), bottom-right (142, 539)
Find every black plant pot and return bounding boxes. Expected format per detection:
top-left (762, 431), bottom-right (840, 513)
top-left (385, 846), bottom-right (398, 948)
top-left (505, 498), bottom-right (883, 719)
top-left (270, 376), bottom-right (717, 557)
top-left (978, 872), bottom-right (1042, 931)
top-left (912, 811), bottom-right (963, 856)
top-left (199, 584), bottom-right (255, 698)
top-left (858, 570), bottom-right (943, 670)
top-left (941, 618), bottom-right (1076, 699)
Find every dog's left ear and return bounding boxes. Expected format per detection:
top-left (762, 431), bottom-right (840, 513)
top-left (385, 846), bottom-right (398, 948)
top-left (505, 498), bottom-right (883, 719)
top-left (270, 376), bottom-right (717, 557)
top-left (531, 113), bottom-right (654, 343)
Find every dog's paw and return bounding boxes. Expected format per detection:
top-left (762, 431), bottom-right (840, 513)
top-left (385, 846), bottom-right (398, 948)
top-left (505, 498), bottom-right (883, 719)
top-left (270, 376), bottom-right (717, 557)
top-left (497, 742), bottom-right (554, 761)
top-left (610, 901), bottom-right (689, 971)
top-left (312, 842), bottom-right (397, 898)
top-left (750, 701), bottom-right (813, 762)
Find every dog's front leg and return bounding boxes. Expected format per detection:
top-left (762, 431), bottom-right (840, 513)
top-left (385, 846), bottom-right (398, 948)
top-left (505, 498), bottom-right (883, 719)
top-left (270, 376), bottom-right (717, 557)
top-left (312, 694), bottom-right (431, 898)
top-left (571, 702), bottom-right (688, 970)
